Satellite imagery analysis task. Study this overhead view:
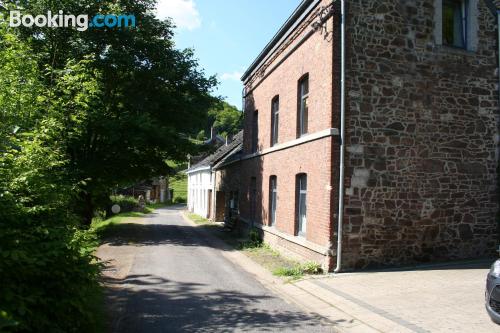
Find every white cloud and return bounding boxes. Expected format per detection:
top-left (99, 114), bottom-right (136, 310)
top-left (156, 0), bottom-right (201, 31)
top-left (220, 71), bottom-right (243, 81)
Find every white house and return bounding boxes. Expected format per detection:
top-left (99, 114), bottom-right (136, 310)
top-left (187, 131), bottom-right (243, 218)
top-left (187, 167), bottom-right (213, 217)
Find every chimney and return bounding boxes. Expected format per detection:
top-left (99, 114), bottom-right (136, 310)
top-left (210, 126), bottom-right (217, 141)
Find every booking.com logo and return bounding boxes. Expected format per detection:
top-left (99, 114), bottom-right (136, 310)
top-left (9, 10), bottom-right (136, 31)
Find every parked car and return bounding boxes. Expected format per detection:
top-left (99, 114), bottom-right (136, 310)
top-left (486, 259), bottom-right (500, 324)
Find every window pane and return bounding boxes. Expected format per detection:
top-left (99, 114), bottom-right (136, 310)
top-left (272, 98), bottom-right (279, 145)
top-left (298, 76), bottom-right (309, 137)
top-left (443, 0), bottom-right (465, 48)
top-left (297, 175), bottom-right (307, 234)
top-left (274, 113), bottom-right (279, 143)
top-left (299, 193), bottom-right (307, 233)
top-left (269, 177), bottom-right (277, 226)
top-left (300, 94), bottom-right (308, 135)
top-left (301, 78), bottom-right (309, 96)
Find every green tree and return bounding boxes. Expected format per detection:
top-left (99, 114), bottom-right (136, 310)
top-left (10, 0), bottom-right (218, 224)
top-left (208, 101), bottom-right (243, 138)
top-left (0, 24), bottom-right (101, 332)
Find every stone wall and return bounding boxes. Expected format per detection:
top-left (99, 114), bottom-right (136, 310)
top-left (341, 0), bottom-right (500, 269)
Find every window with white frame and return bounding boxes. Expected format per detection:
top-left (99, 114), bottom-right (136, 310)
top-left (435, 0), bottom-right (478, 51)
top-left (443, 0), bottom-right (467, 48)
top-left (271, 96), bottom-right (279, 146)
top-left (296, 173), bottom-right (307, 236)
top-left (297, 74), bottom-right (309, 137)
top-left (269, 176), bottom-right (277, 226)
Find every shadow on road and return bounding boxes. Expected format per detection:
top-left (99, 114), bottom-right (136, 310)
top-left (351, 258), bottom-right (494, 275)
top-left (100, 222), bottom-right (235, 251)
top-left (104, 273), bottom-right (332, 333)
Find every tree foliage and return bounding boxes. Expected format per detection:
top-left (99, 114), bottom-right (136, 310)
top-left (208, 101), bottom-right (243, 138)
top-left (0, 0), bottom-right (218, 330)
top-left (7, 0), bottom-right (218, 224)
top-left (0, 25), bottom-right (101, 332)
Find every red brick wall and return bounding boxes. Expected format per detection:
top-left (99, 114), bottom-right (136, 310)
top-left (239, 0), bottom-right (336, 256)
top-left (239, 138), bottom-right (334, 248)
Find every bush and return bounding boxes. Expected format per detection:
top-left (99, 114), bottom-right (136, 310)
top-left (110, 195), bottom-right (139, 213)
top-left (172, 196), bottom-right (186, 204)
top-left (239, 228), bottom-right (262, 249)
top-left (272, 262), bottom-right (323, 279)
top-left (0, 214), bottom-right (103, 332)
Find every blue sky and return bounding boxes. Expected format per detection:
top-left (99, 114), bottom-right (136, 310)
top-left (156, 0), bottom-right (301, 109)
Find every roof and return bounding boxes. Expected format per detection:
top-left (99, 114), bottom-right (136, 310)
top-left (213, 143), bottom-right (243, 170)
top-left (241, 0), bottom-right (321, 82)
top-left (187, 131), bottom-right (243, 173)
top-left (241, 0), bottom-right (499, 82)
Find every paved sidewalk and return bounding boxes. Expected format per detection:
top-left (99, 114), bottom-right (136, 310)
top-left (291, 261), bottom-right (498, 333)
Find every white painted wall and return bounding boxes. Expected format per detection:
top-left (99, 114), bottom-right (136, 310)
top-left (187, 168), bottom-right (213, 218)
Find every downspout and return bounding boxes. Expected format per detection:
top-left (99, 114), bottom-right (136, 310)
top-left (497, 10), bottom-right (500, 108)
top-left (334, 0), bottom-right (346, 273)
top-left (212, 170), bottom-right (217, 221)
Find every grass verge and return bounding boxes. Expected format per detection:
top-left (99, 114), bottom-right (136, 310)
top-left (184, 213), bottom-right (323, 281)
top-left (170, 172), bottom-right (187, 203)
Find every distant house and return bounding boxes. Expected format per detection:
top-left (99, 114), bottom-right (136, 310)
top-left (119, 177), bottom-right (169, 203)
top-left (229, 0), bottom-right (499, 271)
top-left (213, 139), bottom-right (244, 224)
top-left (187, 131), bottom-right (243, 219)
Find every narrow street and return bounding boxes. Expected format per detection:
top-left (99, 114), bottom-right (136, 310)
top-left (97, 206), bottom-right (335, 333)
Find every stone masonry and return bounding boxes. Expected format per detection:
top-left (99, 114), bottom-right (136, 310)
top-left (341, 0), bottom-right (500, 268)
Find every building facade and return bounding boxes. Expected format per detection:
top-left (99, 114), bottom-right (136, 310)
top-left (235, 0), bottom-right (499, 271)
top-left (187, 132), bottom-right (243, 219)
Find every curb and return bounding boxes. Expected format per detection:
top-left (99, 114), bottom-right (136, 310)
top-left (180, 211), bottom-right (388, 333)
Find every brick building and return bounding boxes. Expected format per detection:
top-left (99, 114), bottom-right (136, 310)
top-left (224, 0), bottom-right (500, 271)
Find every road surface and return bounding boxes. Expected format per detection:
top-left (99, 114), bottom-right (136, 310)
top-left (97, 206), bottom-right (335, 333)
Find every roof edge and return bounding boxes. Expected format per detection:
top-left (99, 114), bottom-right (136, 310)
top-left (241, 0), bottom-right (320, 82)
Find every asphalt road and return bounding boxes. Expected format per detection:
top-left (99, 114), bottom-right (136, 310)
top-left (98, 206), bottom-right (335, 333)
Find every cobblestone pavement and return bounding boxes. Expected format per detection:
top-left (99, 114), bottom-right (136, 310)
top-left (292, 260), bottom-right (499, 332)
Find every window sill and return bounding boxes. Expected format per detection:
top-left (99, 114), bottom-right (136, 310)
top-left (436, 45), bottom-right (476, 56)
top-left (255, 222), bottom-right (329, 255)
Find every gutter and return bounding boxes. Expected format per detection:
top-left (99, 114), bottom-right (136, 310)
top-left (186, 166), bottom-right (211, 174)
top-left (241, 0), bottom-right (321, 82)
top-left (334, 0), bottom-right (346, 274)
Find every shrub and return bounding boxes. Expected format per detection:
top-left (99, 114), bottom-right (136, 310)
top-left (239, 228), bottom-right (262, 249)
top-left (173, 196), bottom-right (186, 204)
top-left (272, 262), bottom-right (323, 279)
top-left (110, 195), bottom-right (139, 213)
top-left (0, 215), bottom-right (102, 332)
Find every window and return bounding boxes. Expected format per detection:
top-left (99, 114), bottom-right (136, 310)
top-left (251, 110), bottom-right (258, 153)
top-left (269, 176), bottom-right (277, 226)
top-left (250, 177), bottom-right (257, 223)
top-left (271, 96), bottom-right (279, 146)
top-left (298, 75), bottom-right (309, 137)
top-left (230, 191), bottom-right (239, 210)
top-left (296, 174), bottom-right (307, 236)
top-left (442, 0), bottom-right (467, 48)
